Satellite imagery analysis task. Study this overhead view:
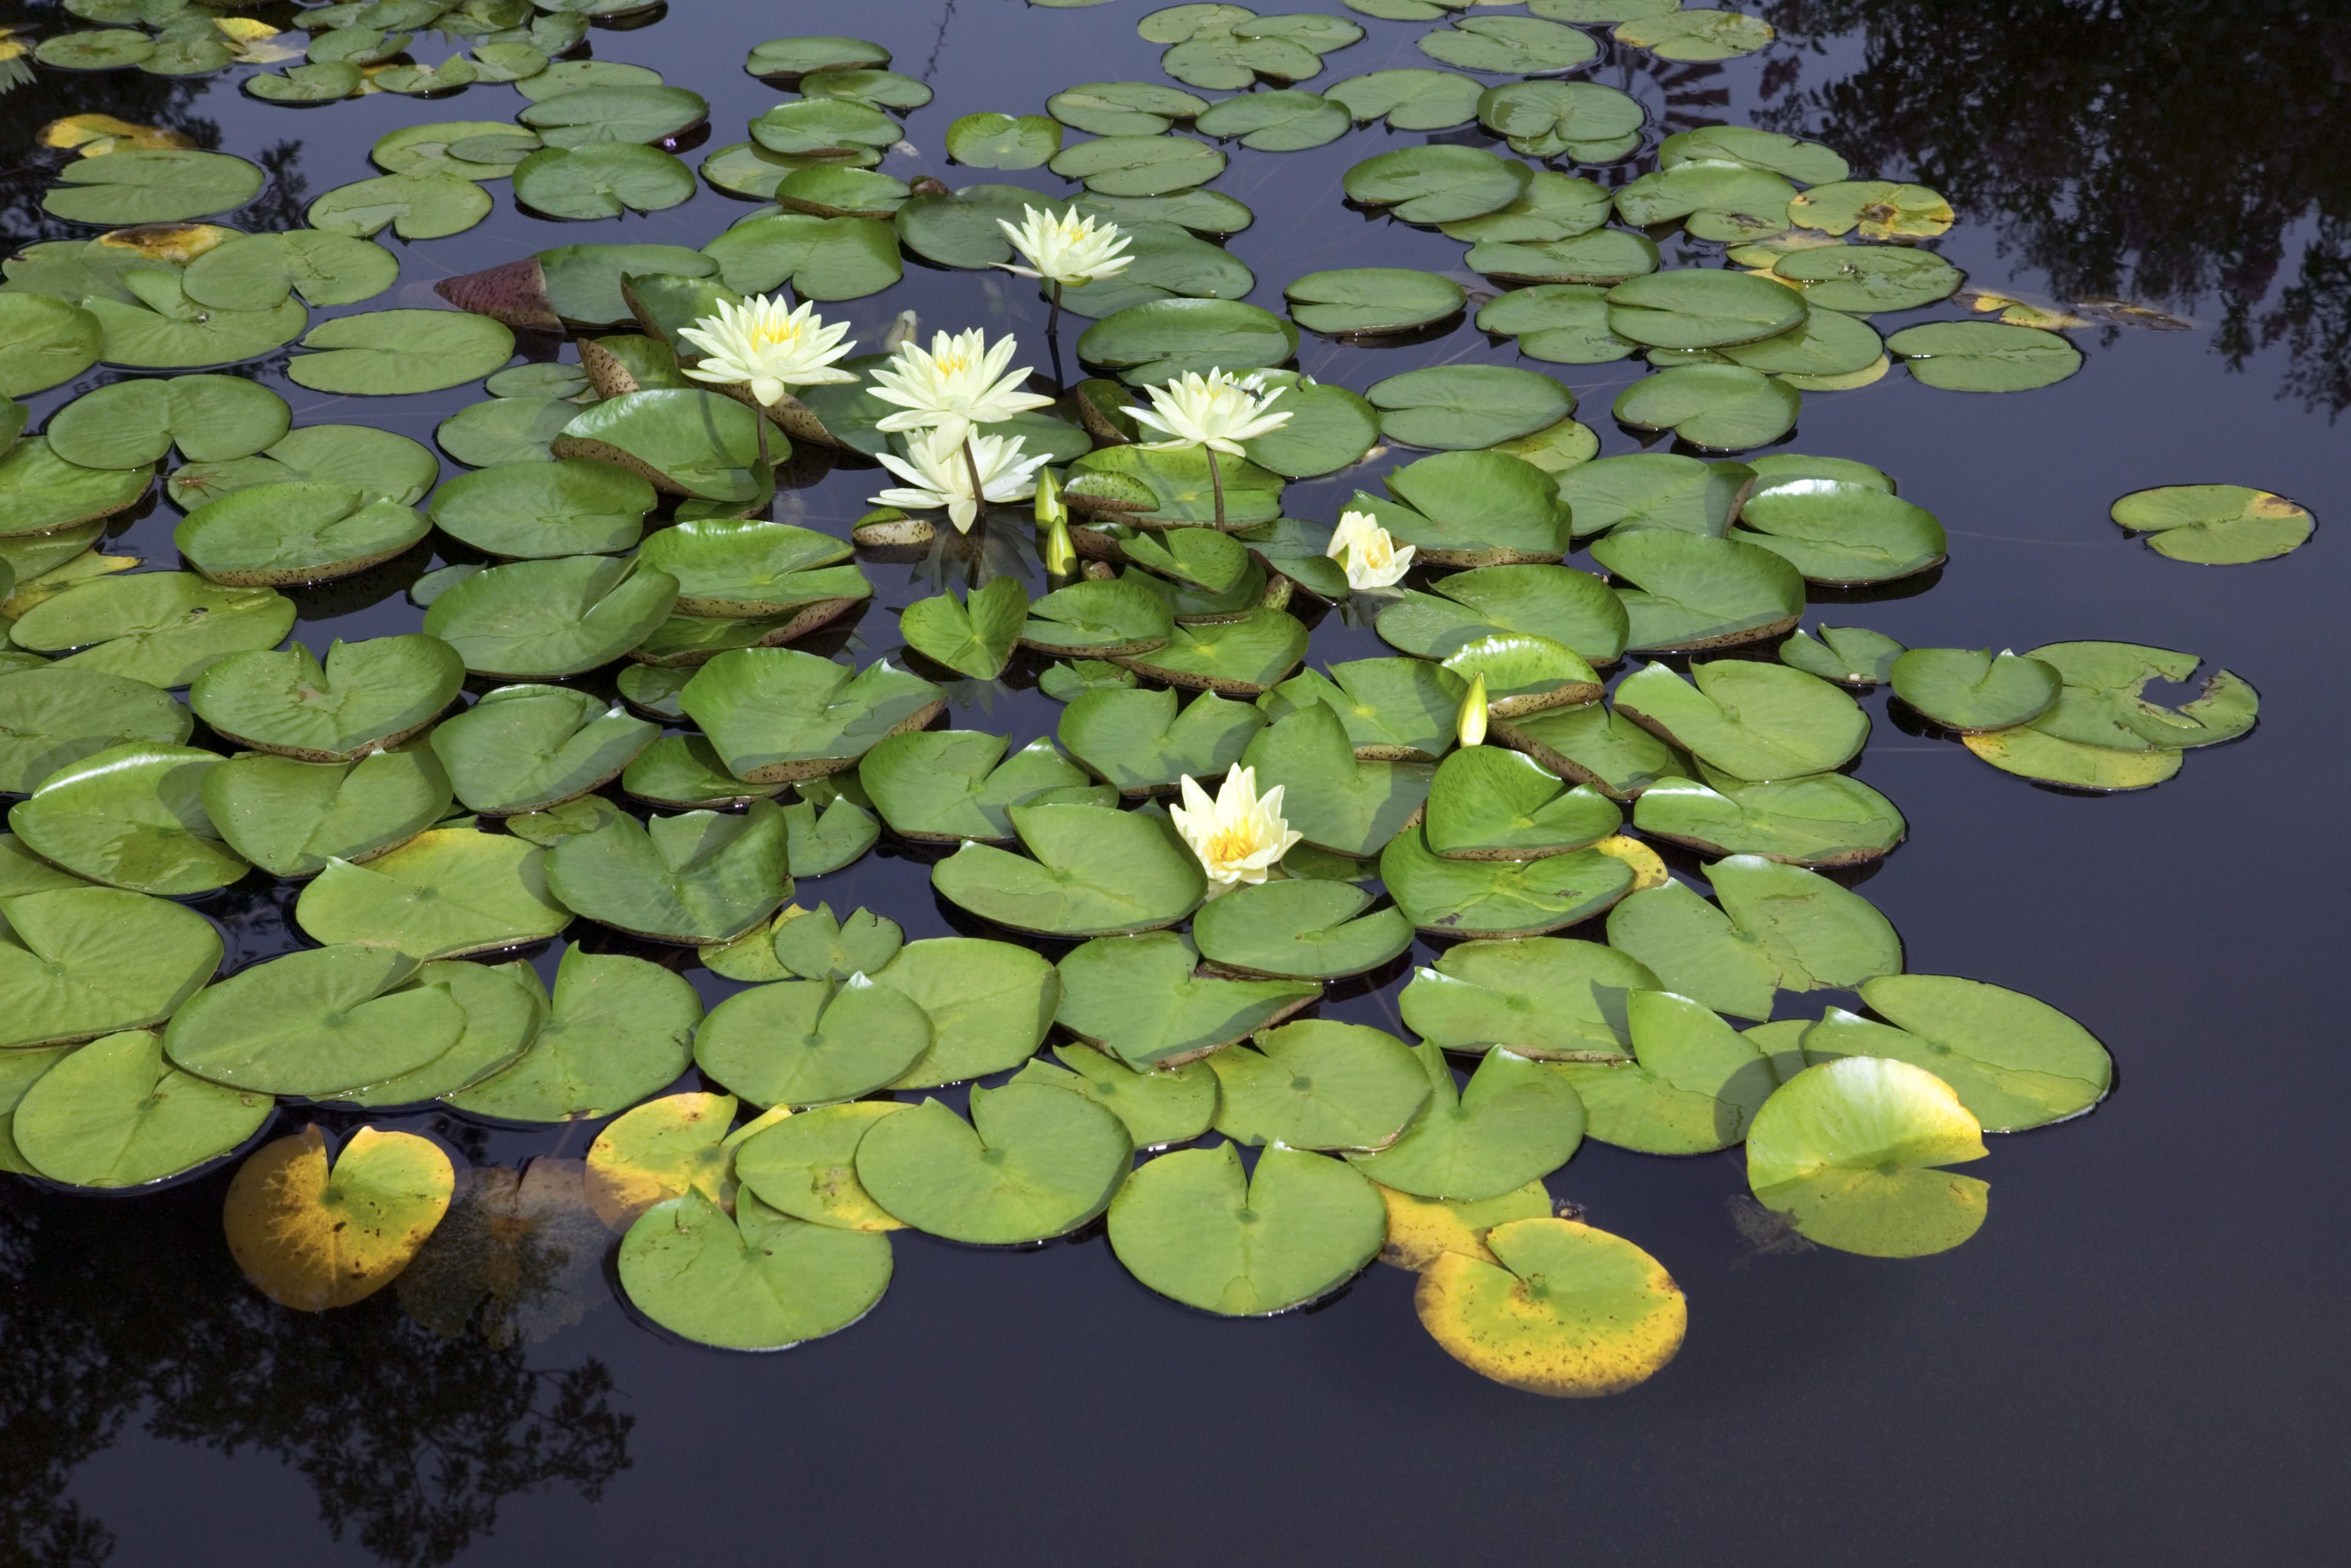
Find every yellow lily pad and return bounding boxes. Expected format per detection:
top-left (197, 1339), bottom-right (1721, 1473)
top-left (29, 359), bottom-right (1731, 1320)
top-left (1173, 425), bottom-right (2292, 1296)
top-left (41, 115), bottom-right (196, 155)
top-left (223, 1124), bottom-right (455, 1311)
top-left (1588, 832), bottom-right (1668, 890)
top-left (1376, 1178), bottom-right (1551, 1271)
top-left (1415, 1216), bottom-right (1686, 1396)
top-left (584, 1091), bottom-right (785, 1229)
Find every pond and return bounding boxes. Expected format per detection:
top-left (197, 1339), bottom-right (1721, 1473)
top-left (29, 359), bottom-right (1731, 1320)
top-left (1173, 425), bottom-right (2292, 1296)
top-left (1, 0), bottom-right (2345, 1562)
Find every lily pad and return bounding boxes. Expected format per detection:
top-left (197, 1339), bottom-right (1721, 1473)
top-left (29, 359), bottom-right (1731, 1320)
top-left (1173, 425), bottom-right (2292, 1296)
top-left (582, 1091), bottom-right (746, 1229)
top-left (309, 172), bottom-right (493, 241)
top-left (1961, 728), bottom-right (2183, 791)
top-left (619, 1190), bottom-right (893, 1350)
top-left (444, 945), bottom-right (700, 1121)
top-left (1209, 1020), bottom-right (1430, 1150)
top-left (45, 375), bottom-right (289, 470)
top-left (945, 113), bottom-right (1064, 169)
top-left (1425, 746), bottom-right (1621, 859)
top-left (428, 460), bottom-right (657, 559)
top-left (176, 483), bottom-right (428, 588)
top-left (372, 120), bottom-right (543, 182)
top-left (1109, 1141), bottom-right (1385, 1315)
top-left (163, 944), bottom-right (464, 1095)
top-left (1194, 89), bottom-right (1352, 152)
top-left (1416, 1216), bottom-right (1686, 1396)
top-left (170, 424), bottom-right (438, 509)
top-left (1077, 298), bottom-right (1299, 386)
top-left (734, 1101), bottom-right (911, 1230)
top-left (1658, 125), bottom-right (1848, 184)
top-left (2109, 484), bottom-right (2315, 565)
top-left (1603, 855), bottom-right (1902, 1020)
top-left (1056, 929), bottom-right (1317, 1067)
top-left (1614, 660), bottom-right (1869, 780)
top-left (1773, 245), bottom-right (1962, 313)
top-left (514, 144), bottom-right (695, 220)
top-left (546, 803), bottom-right (791, 944)
top-left (1585, 529), bottom-right (1805, 652)
top-left (1191, 875), bottom-right (1414, 979)
top-left (324, 959), bottom-right (545, 1108)
top-left (0, 295), bottom-right (104, 397)
top-left (1477, 285), bottom-right (1636, 365)
top-left (1550, 989), bottom-right (1779, 1153)
top-left (1614, 162), bottom-right (1797, 233)
top-left (1731, 478), bottom-right (1948, 583)
top-left (1381, 823), bottom-right (1635, 937)
top-left (1400, 936), bottom-right (1657, 1061)
top-left (861, 732), bottom-right (1099, 842)
top-left (1492, 700), bottom-right (1687, 800)
top-left (1374, 1177), bottom-right (1552, 1272)
top-left (1788, 180), bottom-right (1953, 240)
top-left (1608, 271), bottom-right (1808, 351)
top-left (45, 149), bottom-right (263, 226)
top-left (1048, 134), bottom-right (1226, 198)
top-left (189, 635), bottom-right (462, 762)
top-left (1614, 366), bottom-right (1801, 451)
top-left (869, 937), bottom-right (1060, 1089)
top-left (224, 1125), bottom-right (455, 1310)
top-left (1468, 231), bottom-right (1662, 287)
top-left (521, 84), bottom-right (708, 150)
top-left (1048, 81), bottom-right (1212, 136)
top-left (295, 828), bottom-right (572, 959)
top-left (1554, 454), bottom-right (1749, 541)
top-left (1059, 686), bottom-right (1264, 796)
top-left (1889, 647), bottom-right (2061, 732)
top-left (681, 650), bottom-right (944, 785)
top-left (1887, 320), bottom-right (2082, 393)
top-left (1377, 564), bottom-right (1627, 666)
top-left (1746, 1055), bottom-right (1988, 1257)
top-left (1324, 67), bottom-right (1482, 129)
top-left (1781, 622), bottom-right (1905, 686)
top-left (1367, 365), bottom-right (1574, 450)
top-left (553, 391), bottom-right (765, 500)
top-left (1258, 657), bottom-right (1467, 762)
top-left (1809, 972), bottom-right (2113, 1132)
top-left (1476, 80), bottom-right (1644, 160)
top-left (1633, 768), bottom-right (1906, 867)
top-left (1287, 268), bottom-right (1464, 336)
top-left (2021, 641), bottom-right (2257, 752)
top-left (429, 684), bottom-right (658, 814)
top-left (638, 520), bottom-right (866, 623)
top-left (179, 231), bottom-right (398, 313)
top-left (1349, 1042), bottom-right (1586, 1200)
top-left (11, 1029), bottom-right (271, 1188)
top-left (1011, 1045), bottom-right (1217, 1149)
top-left (424, 556), bottom-right (679, 679)
top-left (1117, 609), bottom-right (1308, 697)
top-left (9, 743), bottom-right (246, 895)
top-left (746, 36), bottom-right (891, 77)
top-left (0, 441), bottom-right (150, 543)
top-left (289, 311), bottom-right (515, 397)
top-left (1344, 145), bottom-right (1530, 226)
top-left (853, 1081), bottom-right (1133, 1244)
top-left (1420, 15), bottom-right (1597, 73)
top-left (0, 886), bottom-right (220, 1049)
top-left (0, 666), bottom-right (192, 795)
top-left (695, 973), bottom-right (932, 1108)
top-left (899, 576), bottom-right (1026, 679)
top-left (1241, 703), bottom-right (1433, 857)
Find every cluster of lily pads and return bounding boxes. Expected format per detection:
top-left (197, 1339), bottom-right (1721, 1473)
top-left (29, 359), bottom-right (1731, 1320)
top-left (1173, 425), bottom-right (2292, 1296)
top-left (0, 1), bottom-right (2283, 1394)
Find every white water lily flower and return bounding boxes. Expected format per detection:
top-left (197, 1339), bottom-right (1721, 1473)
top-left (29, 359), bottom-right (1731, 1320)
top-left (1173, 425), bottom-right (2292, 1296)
top-left (871, 427), bottom-right (1048, 533)
top-left (1325, 509), bottom-right (1414, 592)
top-left (995, 205), bottom-right (1134, 287)
top-left (1169, 763), bottom-right (1304, 897)
top-left (868, 327), bottom-right (1053, 446)
top-left (1458, 671), bottom-right (1489, 748)
top-left (1129, 368), bottom-right (1293, 456)
top-left (676, 295), bottom-right (858, 407)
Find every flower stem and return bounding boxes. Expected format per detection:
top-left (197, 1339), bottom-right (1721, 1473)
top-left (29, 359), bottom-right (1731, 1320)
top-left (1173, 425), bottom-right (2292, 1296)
top-left (961, 436), bottom-right (989, 524)
top-left (1046, 280), bottom-right (1065, 392)
top-left (755, 409), bottom-right (769, 468)
top-left (1206, 444), bottom-right (1225, 531)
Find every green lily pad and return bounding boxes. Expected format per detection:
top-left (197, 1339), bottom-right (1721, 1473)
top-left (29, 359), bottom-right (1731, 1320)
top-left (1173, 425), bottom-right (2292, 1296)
top-left (1420, 15), bottom-right (1597, 73)
top-left (893, 183), bottom-right (1064, 270)
top-left (1120, 527), bottom-right (1252, 593)
top-left (2021, 641), bottom-right (2257, 751)
top-left (621, 735), bottom-right (786, 811)
top-left (1475, 80), bottom-right (1644, 161)
top-left (1056, 927), bottom-right (1317, 1068)
top-left (637, 520), bottom-right (866, 622)
top-left (1236, 380), bottom-right (1381, 479)
top-left (0, 886), bottom-right (220, 1049)
top-left (1476, 285), bottom-right (1636, 365)
top-left (1011, 1045), bottom-right (1217, 1149)
top-left (580, 1090), bottom-right (743, 1230)
top-left (1781, 622), bottom-right (1905, 686)
top-left (1206, 1019), bottom-right (1428, 1152)
top-left (1492, 700), bottom-right (1689, 800)
top-left (767, 905), bottom-right (902, 982)
top-left (1077, 298), bottom-right (1299, 386)
top-left (546, 803), bottom-right (790, 945)
top-left (45, 375), bottom-right (289, 470)
top-left (861, 732), bottom-right (1099, 842)
top-left (1603, 855), bottom-right (1903, 1020)
top-left (170, 424), bottom-right (438, 509)
top-left (899, 576), bottom-right (1026, 679)
top-left (372, 120), bottom-right (543, 182)
top-left (1714, 307), bottom-right (1886, 378)
top-left (309, 172), bottom-right (494, 241)
top-left (199, 747), bottom-right (452, 880)
top-left (1658, 125), bottom-right (1848, 185)
top-left (1048, 80), bottom-right (1212, 136)
top-left (1961, 728), bottom-right (2183, 792)
top-left (424, 556), bottom-right (679, 679)
top-left (1040, 660), bottom-right (1142, 703)
top-left (1287, 268), bottom-right (1464, 336)
top-left (1377, 565), bottom-right (1628, 668)
top-left (34, 29), bottom-right (156, 71)
top-left (163, 944), bottom-right (463, 1095)
top-left (427, 460), bottom-right (656, 560)
top-left (2109, 484), bottom-right (2315, 565)
top-left (1241, 703), bottom-right (1433, 857)
top-left (1787, 179), bottom-right (1952, 240)
top-left (945, 112), bottom-right (1064, 169)
top-left (1068, 444), bottom-right (1285, 528)
top-left (1349, 1042), bottom-right (1586, 1201)
top-left (772, 166), bottom-right (914, 220)
top-left (0, 667), bottom-right (191, 795)
top-left (521, 84), bottom-right (708, 150)
top-left (1324, 66), bottom-right (1482, 129)
top-left (1888, 320), bottom-right (2082, 393)
top-left (1048, 134), bottom-right (1226, 198)
top-left (79, 269), bottom-right (305, 371)
top-left (1586, 529), bottom-right (1805, 652)
top-left (746, 36), bottom-right (891, 77)
top-left (289, 311), bottom-right (514, 397)
top-left (1425, 746), bottom-right (1621, 859)
top-left (1730, 477), bottom-right (1948, 583)
top-left (1193, 89), bottom-right (1352, 151)
top-left (175, 482), bottom-right (428, 588)
top-left (1614, 366), bottom-right (1802, 451)
top-left (1811, 972), bottom-right (2113, 1132)
top-left (1058, 686), bottom-right (1264, 795)
top-left (179, 231), bottom-right (398, 313)
top-left (681, 650), bottom-right (945, 785)
top-left (1616, 8), bottom-right (1775, 59)
top-left (799, 69), bottom-right (934, 109)
top-left (1632, 767), bottom-right (1906, 867)
top-left (734, 1100), bottom-right (910, 1230)
top-left (1550, 989), bottom-right (1779, 1153)
top-left (1467, 231), bottom-right (1662, 288)
top-left (619, 1191), bottom-right (891, 1349)
top-left (189, 635), bottom-right (462, 762)
top-left (1345, 145), bottom-right (1531, 226)
top-left (699, 214), bottom-right (903, 303)
top-left (1381, 823), bottom-right (1634, 937)
top-left (855, 1081), bottom-right (1131, 1245)
top-left (295, 827), bottom-right (571, 959)
top-left (853, 936), bottom-right (1055, 1089)
top-left (514, 144), bottom-right (695, 220)
top-left (1437, 633), bottom-right (1602, 718)
top-left (552, 391), bottom-right (765, 500)
top-left (1400, 936), bottom-right (1657, 1061)
top-left (1109, 1141), bottom-right (1385, 1314)
top-left (1746, 1055), bottom-right (1988, 1257)
top-left (703, 142), bottom-right (883, 201)
top-left (1368, 365), bottom-right (1574, 450)
top-left (695, 973), bottom-right (931, 1108)
top-left (503, 798), bottom-right (629, 851)
top-left (1607, 271), bottom-right (1808, 350)
top-left (1258, 657), bottom-right (1468, 762)
top-left (1191, 875), bottom-right (1414, 979)
top-left (1614, 660), bottom-right (1869, 780)
top-left (444, 944), bottom-right (700, 1120)
top-left (1614, 162), bottom-right (1797, 233)
top-left (9, 743), bottom-right (246, 895)
top-left (1772, 245), bottom-right (1961, 313)
top-left (44, 150), bottom-right (264, 226)
top-left (430, 684), bottom-right (658, 814)
top-left (1889, 647), bottom-right (2061, 732)
top-left (0, 295), bottom-right (104, 398)
top-left (1441, 172), bottom-right (1615, 246)
top-left (1117, 609), bottom-right (1308, 696)
top-left (1554, 453), bottom-right (1751, 541)
top-left (11, 1029), bottom-right (271, 1189)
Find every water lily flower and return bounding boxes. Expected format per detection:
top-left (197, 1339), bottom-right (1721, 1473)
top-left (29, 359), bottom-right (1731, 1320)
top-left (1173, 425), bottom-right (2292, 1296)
top-left (1129, 368), bottom-right (1292, 457)
top-left (868, 327), bottom-right (1053, 447)
top-left (1169, 764), bottom-right (1304, 897)
top-left (1326, 509), bottom-right (1415, 592)
top-left (676, 295), bottom-right (858, 407)
top-left (871, 427), bottom-right (1048, 533)
top-left (996, 206), bottom-right (1134, 288)
top-left (1458, 671), bottom-right (1489, 748)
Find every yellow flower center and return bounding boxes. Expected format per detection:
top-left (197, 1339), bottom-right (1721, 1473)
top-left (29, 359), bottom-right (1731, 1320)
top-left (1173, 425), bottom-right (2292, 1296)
top-left (754, 318), bottom-right (805, 347)
top-left (1206, 825), bottom-right (1259, 866)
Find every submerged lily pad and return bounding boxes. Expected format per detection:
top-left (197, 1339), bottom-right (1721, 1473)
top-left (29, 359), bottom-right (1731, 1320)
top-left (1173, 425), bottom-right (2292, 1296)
top-left (1350, 1042), bottom-right (1586, 1201)
top-left (0, 886), bottom-right (220, 1049)
top-left (445, 945), bottom-right (701, 1122)
top-left (1109, 1142), bottom-right (1384, 1315)
top-left (1603, 856), bottom-right (1902, 1020)
top-left (1056, 930), bottom-right (1317, 1067)
top-left (1416, 1217), bottom-right (1686, 1396)
top-left (1746, 1055), bottom-right (1988, 1257)
top-left (854, 1081), bottom-right (1132, 1244)
top-left (225, 1125), bottom-right (454, 1310)
top-left (2109, 484), bottom-right (2315, 565)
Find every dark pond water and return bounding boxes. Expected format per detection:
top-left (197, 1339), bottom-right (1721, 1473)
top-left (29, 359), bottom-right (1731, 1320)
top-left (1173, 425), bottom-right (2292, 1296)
top-left (3, 1), bottom-right (2347, 1562)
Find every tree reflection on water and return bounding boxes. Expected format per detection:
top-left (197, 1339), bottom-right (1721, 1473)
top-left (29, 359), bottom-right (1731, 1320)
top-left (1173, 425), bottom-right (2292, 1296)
top-left (1756, 0), bottom-right (2351, 414)
top-left (0, 1175), bottom-right (630, 1568)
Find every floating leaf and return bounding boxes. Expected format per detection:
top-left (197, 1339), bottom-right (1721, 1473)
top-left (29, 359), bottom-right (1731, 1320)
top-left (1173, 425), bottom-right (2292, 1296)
top-left (1657, 124), bottom-right (1847, 184)
top-left (1191, 876), bottom-right (1413, 979)
top-left (1381, 823), bottom-right (1635, 937)
top-left (46, 374), bottom-right (289, 470)
top-left (1633, 768), bottom-right (1905, 867)
top-left (1374, 1178), bottom-right (1552, 1272)
top-left (1194, 89), bottom-right (1352, 152)
top-left (428, 460), bottom-right (657, 560)
top-left (1416, 1217), bottom-right (1685, 1395)
top-left (2021, 640), bottom-right (2256, 752)
top-left (682, 649), bottom-right (943, 786)
top-left (1056, 930), bottom-right (1317, 1067)
top-left (734, 1101), bottom-right (910, 1230)
top-left (1492, 700), bottom-right (1688, 800)
top-left (1608, 271), bottom-right (1808, 349)
top-left (295, 828), bottom-right (571, 959)
top-left (188, 637), bottom-right (459, 765)
top-left (1615, 366), bottom-right (1801, 451)
top-left (861, 732), bottom-right (1099, 843)
top-left (0, 295), bottom-right (104, 398)
top-left (638, 519), bottom-right (866, 622)
top-left (1550, 990), bottom-right (1779, 1153)
top-left (425, 556), bottom-right (680, 679)
top-left (1258, 657), bottom-right (1467, 762)
top-left (1586, 529), bottom-right (1805, 652)
top-left (1209, 1021), bottom-right (1430, 1151)
top-left (1604, 856), bottom-right (1903, 1020)
top-left (583, 1091), bottom-right (743, 1229)
top-left (290, 311), bottom-right (515, 397)
top-left (328, 960), bottom-right (546, 1108)
top-left (45, 149), bottom-right (263, 225)
top-left (1350, 1042), bottom-right (1586, 1200)
top-left (1420, 15), bottom-right (1598, 73)
top-left (10, 1029), bottom-right (270, 1188)
top-left (1425, 746), bottom-right (1621, 860)
top-left (746, 36), bottom-right (891, 77)
top-left (1011, 1045), bottom-right (1217, 1149)
top-left (0, 667), bottom-right (190, 795)
top-left (225, 1125), bottom-right (454, 1310)
top-left (546, 803), bottom-right (791, 944)
top-left (1772, 245), bottom-right (1961, 313)
top-left (945, 112), bottom-right (1065, 169)
top-left (2109, 484), bottom-right (2314, 565)
top-left (1614, 660), bottom-right (1868, 780)
top-left (1477, 285), bottom-right (1636, 365)
top-left (176, 482), bottom-right (427, 588)
top-left (553, 390), bottom-right (765, 500)
top-left (1477, 81), bottom-right (1644, 160)
top-left (9, 743), bottom-right (245, 895)
top-left (854, 1081), bottom-right (1131, 1244)
top-left (620, 1190), bottom-right (893, 1349)
top-left (521, 84), bottom-right (708, 150)
top-left (1368, 365), bottom-right (1574, 450)
top-left (430, 684), bottom-right (657, 814)
top-left (1788, 180), bottom-right (1953, 240)
top-left (1888, 647), bottom-right (2061, 732)
top-left (1746, 1056), bottom-right (1987, 1256)
top-left (1809, 973), bottom-right (2113, 1132)
top-left (1242, 703), bottom-right (1432, 857)
top-left (1730, 477), bottom-right (1947, 583)
top-left (0, 886), bottom-right (220, 1049)
top-left (1887, 320), bottom-right (2082, 392)
top-left (163, 944), bottom-right (462, 1096)
top-left (1109, 1142), bottom-right (1384, 1315)
top-left (1048, 80), bottom-right (1212, 136)
top-left (1400, 936), bottom-right (1656, 1061)
top-left (899, 576), bottom-right (1026, 679)
top-left (1377, 563), bottom-right (1626, 665)
top-left (1960, 728), bottom-right (2182, 791)
top-left (1077, 297), bottom-right (1299, 385)
top-left (1346, 144), bottom-right (1530, 226)
top-left (445, 945), bottom-right (700, 1121)
top-left (1324, 68), bottom-right (1482, 130)
top-left (309, 172), bottom-right (493, 241)
top-left (171, 424), bottom-right (438, 509)
top-left (514, 144), bottom-right (695, 220)
top-left (1468, 231), bottom-right (1661, 287)
top-left (695, 973), bottom-right (931, 1108)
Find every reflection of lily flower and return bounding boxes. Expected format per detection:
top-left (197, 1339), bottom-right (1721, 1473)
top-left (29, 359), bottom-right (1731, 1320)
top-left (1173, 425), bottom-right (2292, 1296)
top-left (872, 427), bottom-right (1048, 533)
top-left (868, 328), bottom-right (1052, 446)
top-left (996, 205), bottom-right (1134, 287)
top-left (1130, 368), bottom-right (1292, 456)
top-left (1458, 671), bottom-right (1489, 747)
top-left (1326, 509), bottom-right (1414, 592)
top-left (677, 295), bottom-right (858, 407)
top-left (1171, 764), bottom-right (1303, 897)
